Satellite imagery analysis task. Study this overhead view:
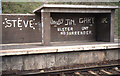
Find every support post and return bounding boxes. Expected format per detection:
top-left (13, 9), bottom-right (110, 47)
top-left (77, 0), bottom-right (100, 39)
top-left (0, 1), bottom-right (2, 76)
top-left (118, 4), bottom-right (120, 42)
top-left (0, 0), bottom-right (1, 14)
top-left (41, 11), bottom-right (51, 46)
top-left (110, 9), bottom-right (115, 42)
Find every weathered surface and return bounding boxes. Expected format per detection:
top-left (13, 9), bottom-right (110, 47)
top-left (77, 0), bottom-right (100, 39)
top-left (51, 13), bottom-right (96, 42)
top-left (0, 42), bottom-right (118, 56)
top-left (46, 54), bottom-right (56, 68)
top-left (34, 4), bottom-right (118, 45)
top-left (2, 49), bottom-right (119, 71)
top-left (41, 12), bottom-right (51, 46)
top-left (34, 55), bottom-right (46, 69)
top-left (2, 56), bottom-right (23, 71)
top-left (2, 14), bottom-right (42, 44)
top-left (1, 5), bottom-right (117, 44)
top-left (0, 15), bottom-right (2, 45)
top-left (55, 53), bottom-right (69, 67)
top-left (96, 13), bottom-right (111, 42)
top-left (105, 50), bottom-right (119, 60)
top-left (1, 4), bottom-right (119, 74)
top-left (78, 51), bottom-right (105, 64)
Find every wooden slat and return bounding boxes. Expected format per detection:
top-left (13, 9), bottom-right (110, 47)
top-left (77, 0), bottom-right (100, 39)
top-left (88, 71), bottom-right (99, 76)
top-left (74, 72), bottom-right (83, 76)
top-left (60, 72), bottom-right (65, 76)
top-left (101, 69), bottom-right (112, 75)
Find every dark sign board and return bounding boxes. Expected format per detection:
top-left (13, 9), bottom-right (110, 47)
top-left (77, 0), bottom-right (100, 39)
top-left (1, 13), bottom-right (111, 44)
top-left (2, 14), bottom-right (42, 43)
top-left (96, 13), bottom-right (111, 42)
top-left (51, 13), bottom-right (110, 42)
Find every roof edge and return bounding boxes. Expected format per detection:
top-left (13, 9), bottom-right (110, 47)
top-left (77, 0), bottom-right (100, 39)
top-left (33, 4), bottom-right (119, 13)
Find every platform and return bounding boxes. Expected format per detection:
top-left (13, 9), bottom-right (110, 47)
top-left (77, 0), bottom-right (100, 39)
top-left (0, 41), bottom-right (119, 56)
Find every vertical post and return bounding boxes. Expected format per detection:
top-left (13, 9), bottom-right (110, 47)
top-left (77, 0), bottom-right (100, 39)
top-left (118, 1), bottom-right (120, 42)
top-left (118, 2), bottom-right (120, 63)
top-left (41, 11), bottom-right (51, 46)
top-left (110, 9), bottom-right (115, 42)
top-left (0, 0), bottom-right (2, 44)
top-left (0, 1), bottom-right (2, 76)
top-left (0, 0), bottom-right (1, 14)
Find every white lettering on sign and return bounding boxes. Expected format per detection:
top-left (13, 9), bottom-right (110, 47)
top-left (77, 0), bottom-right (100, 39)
top-left (50, 17), bottom-right (95, 36)
top-left (3, 18), bottom-right (38, 30)
top-left (50, 18), bottom-right (64, 26)
top-left (57, 27), bottom-right (73, 32)
top-left (18, 18), bottom-right (22, 28)
top-left (101, 18), bottom-right (108, 23)
top-left (57, 26), bottom-right (92, 36)
top-left (6, 19), bottom-right (12, 28)
top-left (65, 19), bottom-right (76, 26)
top-left (60, 31), bottom-right (92, 35)
top-left (81, 26), bottom-right (89, 31)
top-left (79, 17), bottom-right (94, 24)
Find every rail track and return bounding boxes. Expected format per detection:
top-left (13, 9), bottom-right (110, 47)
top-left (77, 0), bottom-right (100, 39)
top-left (17, 64), bottom-right (120, 76)
top-left (2, 60), bottom-right (120, 76)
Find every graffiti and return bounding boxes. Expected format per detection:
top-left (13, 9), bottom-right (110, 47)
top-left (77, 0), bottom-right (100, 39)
top-left (50, 18), bottom-right (64, 26)
top-left (51, 17), bottom-right (95, 36)
top-left (57, 27), bottom-right (73, 32)
top-left (101, 18), bottom-right (108, 23)
top-left (3, 18), bottom-right (38, 30)
top-left (79, 17), bottom-right (95, 24)
top-left (81, 26), bottom-right (89, 31)
top-left (65, 19), bottom-right (76, 26)
top-left (60, 31), bottom-right (92, 35)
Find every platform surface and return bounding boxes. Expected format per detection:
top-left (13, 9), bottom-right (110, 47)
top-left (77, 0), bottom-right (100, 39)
top-left (0, 41), bottom-right (119, 56)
